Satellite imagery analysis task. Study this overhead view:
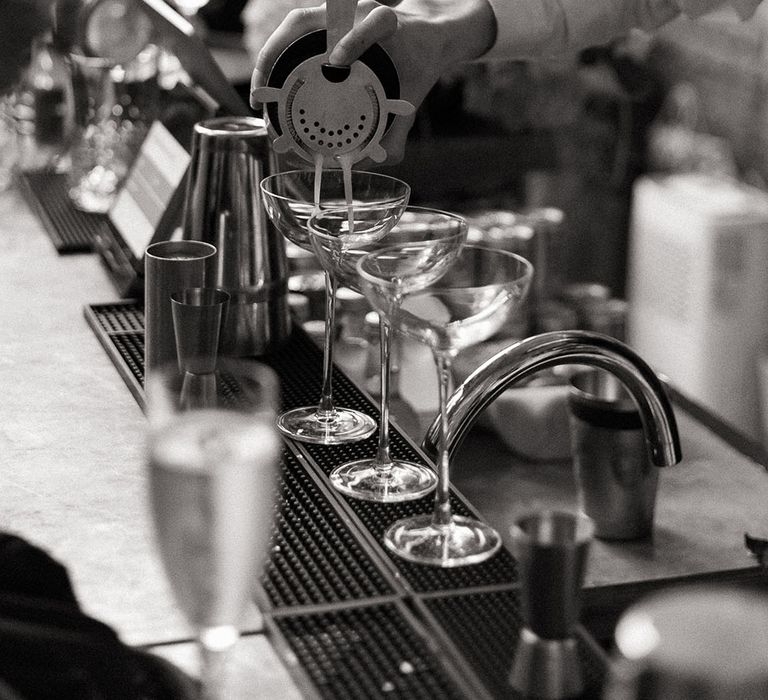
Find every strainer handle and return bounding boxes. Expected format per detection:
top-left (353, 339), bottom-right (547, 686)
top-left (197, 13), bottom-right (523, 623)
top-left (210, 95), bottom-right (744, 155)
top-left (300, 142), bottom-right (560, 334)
top-left (326, 0), bottom-right (359, 59)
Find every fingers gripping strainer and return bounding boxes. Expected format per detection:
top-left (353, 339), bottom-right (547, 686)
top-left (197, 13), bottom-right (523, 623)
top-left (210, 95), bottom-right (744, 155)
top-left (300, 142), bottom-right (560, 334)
top-left (252, 0), bottom-right (414, 166)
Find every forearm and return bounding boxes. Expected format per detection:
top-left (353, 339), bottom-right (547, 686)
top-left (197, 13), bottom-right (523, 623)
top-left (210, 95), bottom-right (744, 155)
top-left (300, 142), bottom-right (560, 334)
top-left (481, 0), bottom-right (759, 60)
top-left (394, 0), bottom-right (498, 65)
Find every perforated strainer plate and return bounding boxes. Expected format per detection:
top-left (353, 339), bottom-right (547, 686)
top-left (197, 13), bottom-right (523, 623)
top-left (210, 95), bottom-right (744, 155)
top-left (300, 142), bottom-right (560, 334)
top-left (253, 37), bottom-right (413, 166)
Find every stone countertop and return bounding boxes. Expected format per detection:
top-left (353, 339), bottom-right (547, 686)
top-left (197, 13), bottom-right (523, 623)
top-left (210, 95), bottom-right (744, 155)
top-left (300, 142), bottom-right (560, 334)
top-left (0, 186), bottom-right (265, 651)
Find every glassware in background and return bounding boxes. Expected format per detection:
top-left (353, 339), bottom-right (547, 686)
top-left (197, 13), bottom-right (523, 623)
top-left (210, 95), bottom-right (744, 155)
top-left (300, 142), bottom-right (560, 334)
top-left (67, 45), bottom-right (158, 213)
top-left (13, 33), bottom-right (75, 173)
top-left (358, 244), bottom-right (533, 565)
top-left (309, 205), bottom-right (467, 502)
top-left (146, 359), bottom-right (281, 700)
top-left (260, 169), bottom-right (410, 445)
top-left (466, 210), bottom-right (536, 339)
top-left (336, 286), bottom-right (369, 348)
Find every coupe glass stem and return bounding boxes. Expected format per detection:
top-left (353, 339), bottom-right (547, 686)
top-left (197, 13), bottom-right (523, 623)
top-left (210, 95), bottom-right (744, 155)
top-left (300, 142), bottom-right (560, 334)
top-left (317, 270), bottom-right (338, 420)
top-left (432, 351), bottom-right (454, 528)
top-left (374, 319), bottom-right (394, 471)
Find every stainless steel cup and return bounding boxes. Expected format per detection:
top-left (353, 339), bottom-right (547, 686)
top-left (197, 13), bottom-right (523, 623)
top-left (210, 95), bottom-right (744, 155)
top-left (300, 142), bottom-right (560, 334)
top-left (144, 240), bottom-right (217, 382)
top-left (509, 510), bottom-right (594, 700)
top-left (170, 287), bottom-right (229, 375)
top-left (568, 368), bottom-right (659, 540)
top-left (182, 116), bottom-right (290, 356)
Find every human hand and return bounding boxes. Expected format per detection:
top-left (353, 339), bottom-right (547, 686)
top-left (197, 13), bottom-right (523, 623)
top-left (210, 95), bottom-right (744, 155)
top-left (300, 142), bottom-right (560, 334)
top-left (250, 0), bottom-right (496, 164)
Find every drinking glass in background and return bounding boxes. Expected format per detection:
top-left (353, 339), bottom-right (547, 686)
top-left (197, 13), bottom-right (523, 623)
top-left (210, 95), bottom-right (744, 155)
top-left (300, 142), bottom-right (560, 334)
top-left (358, 244), bottom-right (533, 566)
top-left (308, 206), bottom-right (467, 502)
top-left (145, 359), bottom-right (281, 699)
top-left (260, 169), bottom-right (410, 445)
top-left (67, 46), bottom-right (158, 213)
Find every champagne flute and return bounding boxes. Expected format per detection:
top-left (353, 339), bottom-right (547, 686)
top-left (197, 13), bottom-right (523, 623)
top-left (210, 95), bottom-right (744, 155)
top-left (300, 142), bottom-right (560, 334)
top-left (145, 359), bottom-right (282, 698)
top-left (260, 169), bottom-right (410, 444)
top-left (308, 206), bottom-right (467, 501)
top-left (358, 244), bottom-right (534, 566)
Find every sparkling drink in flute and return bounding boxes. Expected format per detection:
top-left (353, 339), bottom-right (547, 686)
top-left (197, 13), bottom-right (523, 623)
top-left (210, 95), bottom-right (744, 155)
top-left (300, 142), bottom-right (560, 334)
top-left (146, 360), bottom-right (281, 698)
top-left (358, 244), bottom-right (533, 566)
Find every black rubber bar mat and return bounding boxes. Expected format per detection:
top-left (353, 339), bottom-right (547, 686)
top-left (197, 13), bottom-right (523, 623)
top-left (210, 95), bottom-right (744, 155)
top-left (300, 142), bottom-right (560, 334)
top-left (266, 601), bottom-right (477, 700)
top-left (19, 170), bottom-right (111, 253)
top-left (263, 447), bottom-right (399, 609)
top-left (419, 588), bottom-right (609, 700)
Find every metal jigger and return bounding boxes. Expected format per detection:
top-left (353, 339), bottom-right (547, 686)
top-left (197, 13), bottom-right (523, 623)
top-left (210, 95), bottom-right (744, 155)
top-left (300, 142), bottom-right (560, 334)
top-left (170, 287), bottom-right (229, 375)
top-left (171, 287), bottom-right (229, 411)
top-left (509, 511), bottom-right (594, 699)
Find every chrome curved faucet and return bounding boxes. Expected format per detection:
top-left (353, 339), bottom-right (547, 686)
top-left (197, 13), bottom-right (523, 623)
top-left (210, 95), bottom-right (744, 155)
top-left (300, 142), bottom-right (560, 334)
top-left (422, 330), bottom-right (682, 466)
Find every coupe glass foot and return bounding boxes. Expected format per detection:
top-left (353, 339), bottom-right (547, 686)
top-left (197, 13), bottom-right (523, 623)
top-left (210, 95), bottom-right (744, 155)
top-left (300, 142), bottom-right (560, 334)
top-left (277, 406), bottom-right (376, 444)
top-left (330, 459), bottom-right (437, 502)
top-left (384, 514), bottom-right (501, 567)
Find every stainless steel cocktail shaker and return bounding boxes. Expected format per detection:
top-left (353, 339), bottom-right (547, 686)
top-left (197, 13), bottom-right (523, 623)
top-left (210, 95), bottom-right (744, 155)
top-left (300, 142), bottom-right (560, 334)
top-left (182, 116), bottom-right (291, 356)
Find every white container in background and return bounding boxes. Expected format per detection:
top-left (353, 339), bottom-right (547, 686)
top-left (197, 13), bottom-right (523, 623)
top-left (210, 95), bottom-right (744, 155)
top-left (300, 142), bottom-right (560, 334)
top-left (627, 173), bottom-right (768, 444)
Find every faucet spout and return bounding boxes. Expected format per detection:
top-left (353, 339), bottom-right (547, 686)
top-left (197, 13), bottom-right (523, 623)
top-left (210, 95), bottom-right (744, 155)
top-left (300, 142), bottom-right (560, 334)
top-left (422, 331), bottom-right (682, 466)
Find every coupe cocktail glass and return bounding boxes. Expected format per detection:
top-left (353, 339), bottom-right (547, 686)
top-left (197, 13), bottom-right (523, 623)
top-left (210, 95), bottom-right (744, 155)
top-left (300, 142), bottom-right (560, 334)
top-left (358, 244), bottom-right (533, 566)
top-left (145, 359), bottom-right (282, 698)
top-left (260, 169), bottom-right (410, 444)
top-left (309, 206), bottom-right (467, 501)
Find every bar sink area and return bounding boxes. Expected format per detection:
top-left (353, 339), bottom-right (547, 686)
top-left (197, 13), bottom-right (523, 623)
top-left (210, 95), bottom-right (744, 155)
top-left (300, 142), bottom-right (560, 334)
top-left (445, 354), bottom-right (768, 644)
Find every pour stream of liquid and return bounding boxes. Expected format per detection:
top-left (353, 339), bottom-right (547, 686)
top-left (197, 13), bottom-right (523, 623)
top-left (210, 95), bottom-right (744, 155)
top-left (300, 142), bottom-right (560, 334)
top-left (313, 152), bottom-right (355, 232)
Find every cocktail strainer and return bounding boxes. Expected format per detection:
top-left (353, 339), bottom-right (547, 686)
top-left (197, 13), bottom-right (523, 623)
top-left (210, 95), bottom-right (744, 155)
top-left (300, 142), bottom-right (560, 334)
top-left (251, 0), bottom-right (414, 166)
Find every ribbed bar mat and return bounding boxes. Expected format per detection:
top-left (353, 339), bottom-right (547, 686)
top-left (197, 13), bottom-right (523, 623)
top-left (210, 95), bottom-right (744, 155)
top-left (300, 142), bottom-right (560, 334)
top-left (264, 448), bottom-right (398, 609)
top-left (84, 302), bottom-right (145, 408)
top-left (421, 589), bottom-right (608, 699)
top-left (269, 602), bottom-right (471, 700)
top-left (20, 171), bottom-right (112, 253)
top-left (85, 299), bottom-right (608, 698)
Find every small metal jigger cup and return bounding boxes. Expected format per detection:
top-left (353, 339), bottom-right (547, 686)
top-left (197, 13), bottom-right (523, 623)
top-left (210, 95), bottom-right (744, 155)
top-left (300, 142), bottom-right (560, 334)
top-left (171, 287), bottom-right (230, 375)
top-left (509, 511), bottom-right (594, 700)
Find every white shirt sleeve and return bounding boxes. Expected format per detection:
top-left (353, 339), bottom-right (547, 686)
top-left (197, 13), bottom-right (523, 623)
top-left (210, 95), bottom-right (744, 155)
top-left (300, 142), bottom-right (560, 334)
top-left (483, 0), bottom-right (762, 59)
